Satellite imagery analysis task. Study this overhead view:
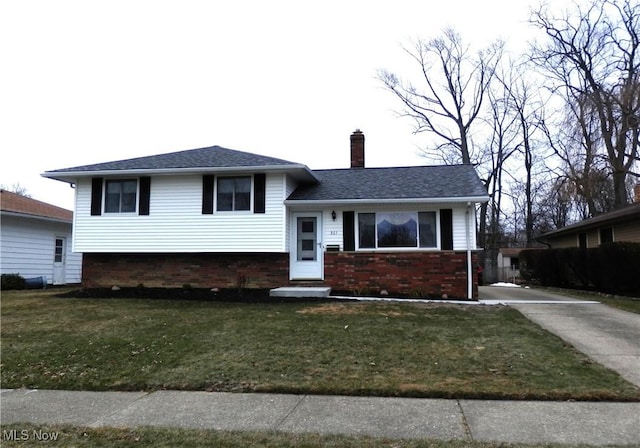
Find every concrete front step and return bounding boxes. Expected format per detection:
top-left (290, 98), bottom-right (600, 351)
top-left (269, 287), bottom-right (332, 298)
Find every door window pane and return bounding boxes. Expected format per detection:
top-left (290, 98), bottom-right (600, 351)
top-left (297, 217), bottom-right (317, 261)
top-left (54, 238), bottom-right (64, 263)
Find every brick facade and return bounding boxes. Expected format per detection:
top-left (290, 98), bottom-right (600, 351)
top-left (82, 253), bottom-right (289, 289)
top-left (82, 251), bottom-right (478, 299)
top-left (324, 251), bottom-right (478, 299)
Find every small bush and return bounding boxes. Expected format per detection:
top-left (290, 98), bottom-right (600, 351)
top-left (1, 273), bottom-right (26, 290)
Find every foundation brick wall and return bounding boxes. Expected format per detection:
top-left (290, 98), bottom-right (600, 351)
top-left (324, 251), bottom-right (478, 299)
top-left (82, 251), bottom-right (478, 299)
top-left (82, 253), bottom-right (290, 289)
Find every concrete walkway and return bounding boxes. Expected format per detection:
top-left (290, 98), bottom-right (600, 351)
top-left (480, 286), bottom-right (640, 388)
top-left (2, 388), bottom-right (639, 445)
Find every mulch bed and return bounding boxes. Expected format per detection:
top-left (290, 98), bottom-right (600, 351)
top-left (55, 287), bottom-right (473, 303)
top-left (55, 287), bottom-right (338, 303)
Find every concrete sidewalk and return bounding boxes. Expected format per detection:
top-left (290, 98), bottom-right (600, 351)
top-left (2, 388), bottom-right (639, 445)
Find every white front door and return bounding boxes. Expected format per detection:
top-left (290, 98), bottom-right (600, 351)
top-left (290, 212), bottom-right (323, 280)
top-left (53, 236), bottom-right (66, 285)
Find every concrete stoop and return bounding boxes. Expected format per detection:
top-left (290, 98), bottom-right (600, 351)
top-left (269, 287), bottom-right (332, 298)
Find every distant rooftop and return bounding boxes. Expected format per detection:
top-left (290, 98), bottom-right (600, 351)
top-left (1, 190), bottom-right (72, 222)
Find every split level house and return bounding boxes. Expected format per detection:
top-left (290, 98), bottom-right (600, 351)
top-left (1, 189), bottom-right (82, 285)
top-left (42, 131), bottom-right (489, 299)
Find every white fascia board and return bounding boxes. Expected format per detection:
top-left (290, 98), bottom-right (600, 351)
top-left (42, 164), bottom-right (319, 183)
top-left (284, 196), bottom-right (490, 206)
top-left (1, 210), bottom-right (72, 224)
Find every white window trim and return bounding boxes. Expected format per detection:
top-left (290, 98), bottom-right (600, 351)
top-left (355, 210), bottom-right (441, 251)
top-left (103, 178), bottom-right (139, 215)
top-left (214, 174), bottom-right (254, 214)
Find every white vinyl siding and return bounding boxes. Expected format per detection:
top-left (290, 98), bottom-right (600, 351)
top-left (73, 173), bottom-right (290, 253)
top-left (452, 206), bottom-right (477, 250)
top-left (1, 215), bottom-right (82, 284)
top-left (291, 203), bottom-right (479, 252)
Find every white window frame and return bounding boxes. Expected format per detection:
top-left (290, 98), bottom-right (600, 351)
top-left (104, 178), bottom-right (139, 214)
top-left (215, 175), bottom-right (254, 213)
top-left (355, 210), bottom-right (440, 251)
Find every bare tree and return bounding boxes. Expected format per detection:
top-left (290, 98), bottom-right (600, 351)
top-left (476, 63), bottom-right (520, 256)
top-left (541, 93), bottom-right (617, 217)
top-left (530, 0), bottom-right (640, 208)
top-left (1, 182), bottom-right (31, 197)
top-left (498, 60), bottom-right (549, 246)
top-left (379, 28), bottom-right (503, 165)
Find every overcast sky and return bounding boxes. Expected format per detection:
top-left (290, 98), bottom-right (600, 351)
top-left (1, 0), bottom-right (565, 210)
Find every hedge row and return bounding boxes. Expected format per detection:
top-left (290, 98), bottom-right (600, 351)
top-left (520, 242), bottom-right (640, 297)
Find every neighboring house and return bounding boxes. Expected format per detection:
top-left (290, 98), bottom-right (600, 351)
top-left (538, 194), bottom-right (640, 249)
top-left (1, 190), bottom-right (82, 285)
top-left (42, 130), bottom-right (489, 298)
top-left (496, 248), bottom-right (522, 282)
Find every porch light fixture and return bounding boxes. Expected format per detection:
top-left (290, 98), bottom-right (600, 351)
top-left (331, 210), bottom-right (337, 221)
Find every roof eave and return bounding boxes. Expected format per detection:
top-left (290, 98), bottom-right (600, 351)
top-left (42, 164), bottom-right (320, 184)
top-left (285, 195), bottom-right (490, 206)
top-left (1, 210), bottom-right (72, 224)
top-left (538, 209), bottom-right (640, 240)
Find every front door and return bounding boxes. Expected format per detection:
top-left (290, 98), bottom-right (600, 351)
top-left (290, 212), bottom-right (323, 280)
top-left (53, 236), bottom-right (66, 285)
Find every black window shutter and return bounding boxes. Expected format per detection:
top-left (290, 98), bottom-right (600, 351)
top-left (440, 209), bottom-right (453, 250)
top-left (90, 177), bottom-right (103, 216)
top-left (343, 211), bottom-right (355, 251)
top-left (139, 177), bottom-right (151, 215)
top-left (202, 175), bottom-right (215, 214)
top-left (254, 173), bottom-right (266, 213)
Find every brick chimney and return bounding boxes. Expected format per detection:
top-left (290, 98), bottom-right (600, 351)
top-left (635, 184), bottom-right (640, 203)
top-left (350, 129), bottom-right (365, 169)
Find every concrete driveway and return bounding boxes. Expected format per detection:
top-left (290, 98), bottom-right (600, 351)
top-left (479, 286), bottom-right (640, 388)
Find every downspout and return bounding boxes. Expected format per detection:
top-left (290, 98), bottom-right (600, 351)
top-left (466, 203), bottom-right (473, 300)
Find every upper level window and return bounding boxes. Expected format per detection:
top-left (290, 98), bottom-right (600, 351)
top-left (105, 179), bottom-right (137, 213)
top-left (217, 176), bottom-right (251, 211)
top-left (358, 211), bottom-right (437, 249)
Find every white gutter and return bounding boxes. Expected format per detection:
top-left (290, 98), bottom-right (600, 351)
top-left (466, 203), bottom-right (473, 300)
top-left (42, 164), bottom-right (320, 183)
top-left (285, 196), bottom-right (490, 206)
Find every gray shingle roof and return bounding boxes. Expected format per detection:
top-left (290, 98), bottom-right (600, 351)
top-left (45, 146), bottom-right (304, 173)
top-left (287, 165), bottom-right (488, 202)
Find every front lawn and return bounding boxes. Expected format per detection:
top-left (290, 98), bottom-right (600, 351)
top-left (1, 288), bottom-right (638, 401)
top-left (0, 423), bottom-right (607, 448)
